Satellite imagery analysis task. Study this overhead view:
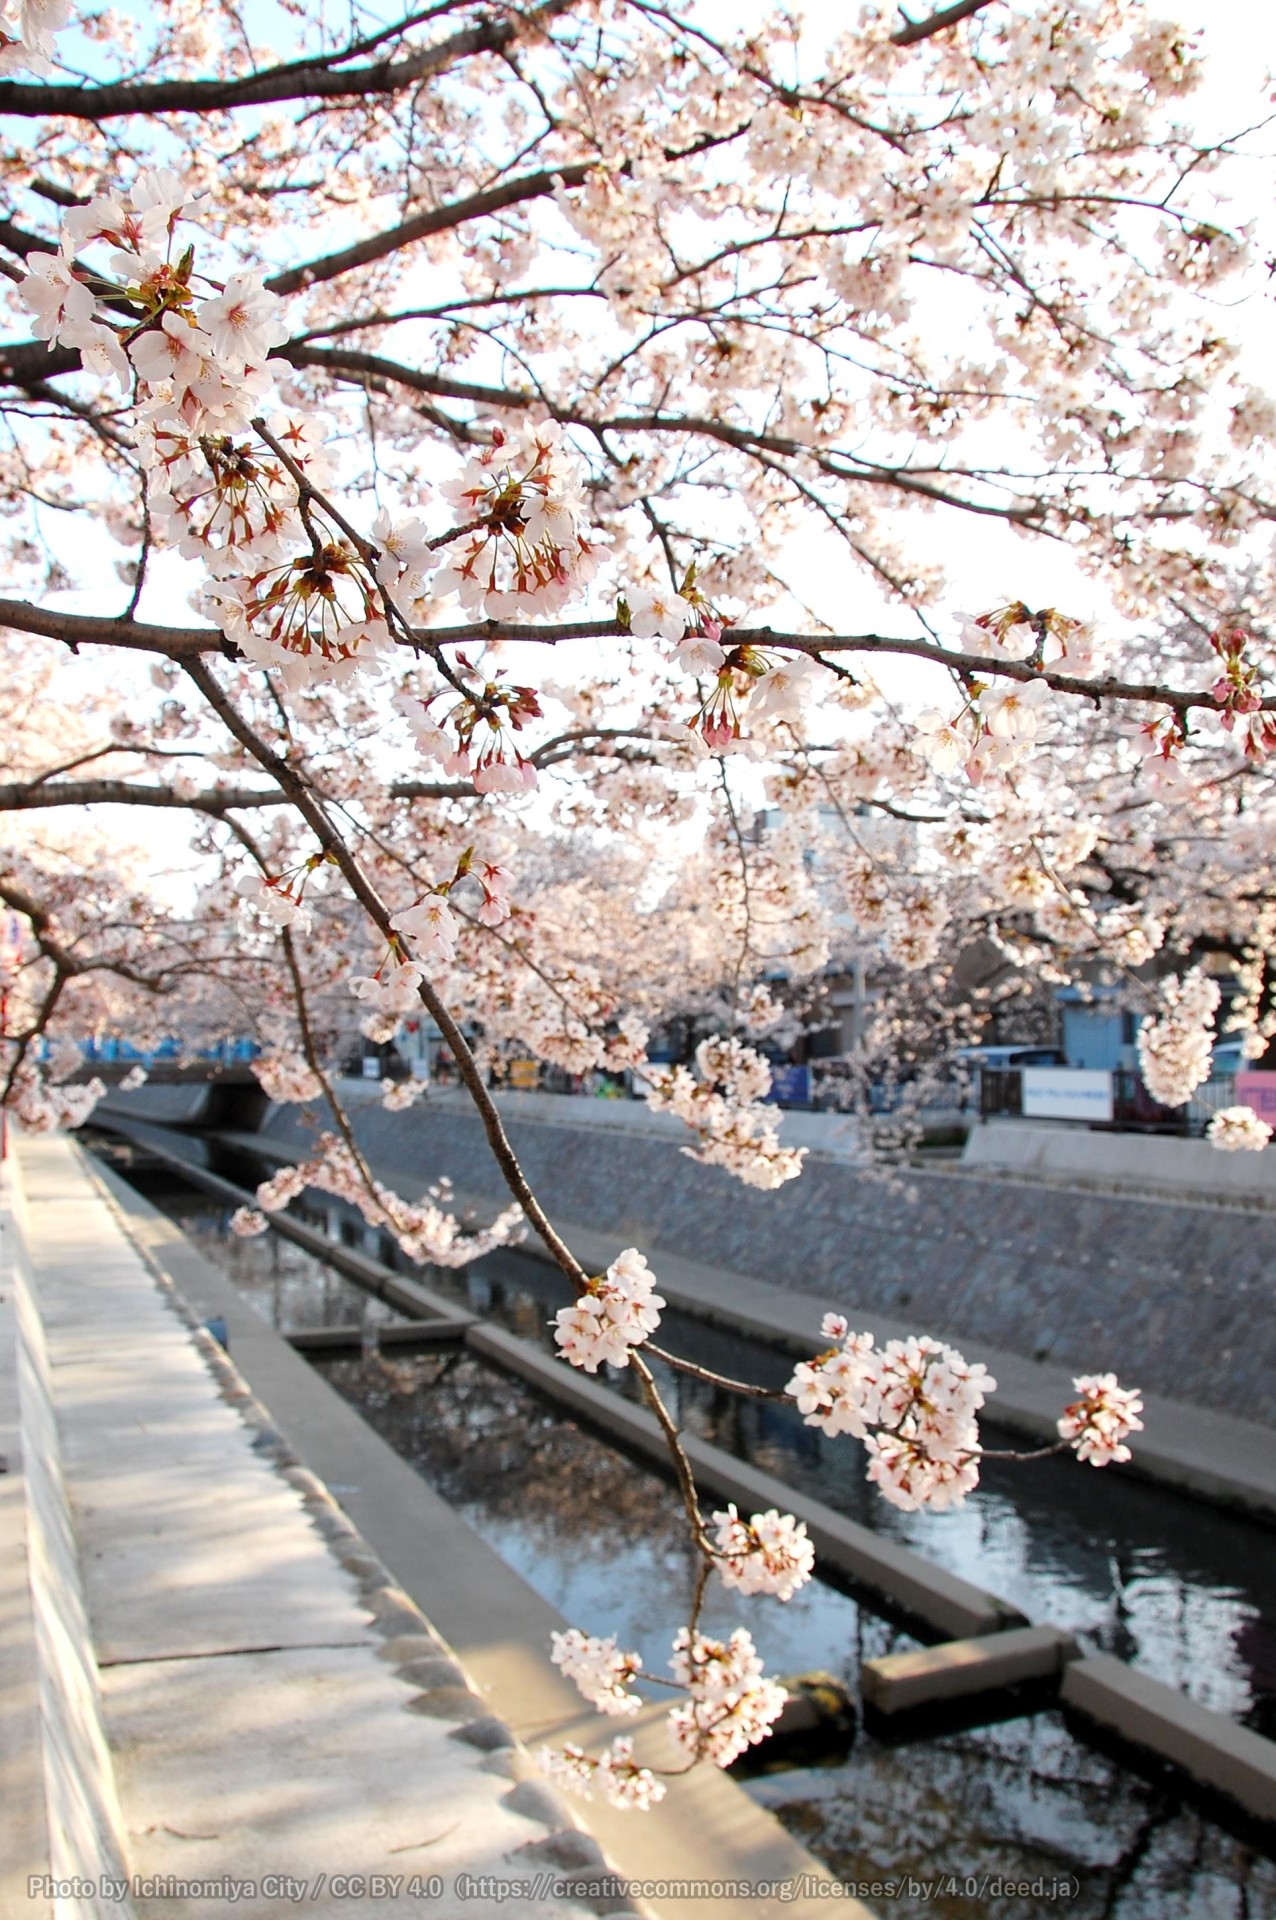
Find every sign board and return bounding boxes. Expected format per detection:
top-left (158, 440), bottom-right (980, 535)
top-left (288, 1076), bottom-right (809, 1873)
top-left (508, 1058), bottom-right (540, 1090)
top-left (361, 1056), bottom-right (381, 1080)
top-left (764, 1063), bottom-right (812, 1107)
top-left (1236, 1071), bottom-right (1276, 1123)
top-left (1022, 1067), bottom-right (1113, 1123)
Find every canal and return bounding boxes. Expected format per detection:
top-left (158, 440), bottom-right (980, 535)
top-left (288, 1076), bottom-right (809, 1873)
top-left (91, 1132), bottom-right (1276, 1919)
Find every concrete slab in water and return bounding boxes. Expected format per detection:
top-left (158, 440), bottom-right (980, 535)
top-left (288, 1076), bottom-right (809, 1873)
top-left (861, 1625), bottom-right (1078, 1716)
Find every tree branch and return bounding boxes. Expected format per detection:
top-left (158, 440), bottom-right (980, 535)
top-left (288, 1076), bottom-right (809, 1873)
top-left (267, 163), bottom-right (593, 298)
top-left (892, 0), bottom-right (999, 48)
top-left (0, 778), bottom-right (286, 813)
top-left (0, 593), bottom-right (1257, 719)
top-left (0, 1), bottom-right (577, 121)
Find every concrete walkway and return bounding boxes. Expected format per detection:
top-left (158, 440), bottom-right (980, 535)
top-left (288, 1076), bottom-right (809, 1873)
top-left (2, 1136), bottom-right (616, 1920)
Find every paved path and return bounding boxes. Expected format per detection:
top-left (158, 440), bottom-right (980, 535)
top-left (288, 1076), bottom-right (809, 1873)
top-left (4, 1136), bottom-right (616, 1920)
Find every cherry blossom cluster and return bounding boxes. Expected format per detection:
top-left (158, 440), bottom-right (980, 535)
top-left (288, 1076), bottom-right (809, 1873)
top-left (549, 1629), bottom-right (642, 1717)
top-left (384, 850), bottom-right (512, 975)
top-left (250, 1132), bottom-right (524, 1267)
top-left (349, 955), bottom-right (432, 1031)
top-left (644, 1036), bottom-right (806, 1190)
top-left (397, 671), bottom-right (543, 796)
top-left (457, 923), bottom-right (650, 1074)
top-left (144, 420), bottom-right (305, 577)
top-left (20, 183), bottom-right (438, 689)
top-left (1210, 629), bottom-right (1276, 760)
top-left (711, 1505), bottom-right (815, 1602)
top-left (3, 1064), bottom-right (106, 1133)
top-left (432, 422), bottom-right (607, 621)
top-left (707, 815), bottom-right (831, 986)
top-left (1206, 1105), bottom-right (1273, 1152)
top-left (837, 851), bottom-right (951, 973)
top-left (538, 1738), bottom-right (665, 1812)
top-left (1057, 1375), bottom-right (1145, 1467)
top-left (541, 1620), bottom-right (788, 1808)
top-left (552, 1247), bottom-right (665, 1373)
top-left (913, 605), bottom-right (1103, 782)
top-left (1137, 968), bottom-right (1221, 1107)
top-left (380, 1078), bottom-right (424, 1113)
top-left (253, 1050), bottom-right (324, 1106)
top-left (23, 173), bottom-right (287, 426)
top-left (235, 862), bottom-right (324, 935)
top-left (667, 1626), bottom-right (788, 1768)
top-left (787, 1316), bottom-right (995, 1512)
top-left (0, 0), bottom-right (70, 74)
top-left (671, 631), bottom-right (820, 757)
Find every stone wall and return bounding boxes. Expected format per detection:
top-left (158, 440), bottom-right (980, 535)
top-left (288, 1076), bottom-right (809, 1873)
top-left (261, 1098), bottom-right (1276, 1428)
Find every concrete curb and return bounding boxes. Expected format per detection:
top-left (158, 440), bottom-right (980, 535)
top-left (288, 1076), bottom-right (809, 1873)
top-left (965, 1118), bottom-right (1276, 1212)
top-left (2, 1166), bottom-right (136, 1920)
top-left (0, 1174), bottom-right (54, 1920)
top-left (1062, 1656), bottom-right (1276, 1834)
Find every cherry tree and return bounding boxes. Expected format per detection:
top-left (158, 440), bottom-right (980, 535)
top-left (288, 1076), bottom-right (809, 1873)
top-left (0, 0), bottom-right (1270, 1801)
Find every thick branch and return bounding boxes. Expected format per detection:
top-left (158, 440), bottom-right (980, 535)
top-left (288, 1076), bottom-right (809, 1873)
top-left (0, 597), bottom-right (222, 657)
top-left (892, 0), bottom-right (999, 47)
top-left (280, 344), bottom-right (1044, 522)
top-left (182, 656), bottom-right (592, 1289)
top-left (0, 594), bottom-right (1257, 719)
top-left (267, 164), bottom-right (593, 298)
top-left (0, 2), bottom-right (575, 121)
top-left (0, 778), bottom-right (285, 812)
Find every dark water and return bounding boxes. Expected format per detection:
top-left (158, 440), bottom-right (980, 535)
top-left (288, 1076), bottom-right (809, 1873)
top-left (94, 1138), bottom-right (1276, 1918)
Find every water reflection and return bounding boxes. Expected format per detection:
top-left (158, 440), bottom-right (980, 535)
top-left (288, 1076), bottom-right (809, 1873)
top-left (111, 1155), bottom-right (1276, 1917)
top-left (314, 1343), bottom-right (1276, 1920)
top-left (128, 1152), bottom-right (1276, 1738)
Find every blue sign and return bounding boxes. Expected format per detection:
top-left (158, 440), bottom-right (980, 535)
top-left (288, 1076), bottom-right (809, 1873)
top-left (765, 1063), bottom-right (811, 1107)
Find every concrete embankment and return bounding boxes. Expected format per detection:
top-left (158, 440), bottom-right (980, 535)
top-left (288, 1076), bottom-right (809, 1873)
top-left (253, 1090), bottom-right (1276, 1432)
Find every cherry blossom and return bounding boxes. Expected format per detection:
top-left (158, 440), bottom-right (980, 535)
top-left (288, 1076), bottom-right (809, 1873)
top-left (1206, 1105), bottom-right (1272, 1152)
top-left (645, 1037), bottom-right (806, 1190)
top-left (667, 1628), bottom-right (788, 1767)
top-left (1138, 969), bottom-right (1221, 1107)
top-left (253, 1050), bottom-right (324, 1105)
top-left (711, 1506), bottom-right (815, 1601)
top-left (553, 1247), bottom-right (665, 1373)
top-left (538, 1738), bottom-right (666, 1812)
top-left (627, 586), bottom-right (693, 643)
top-left (1058, 1375), bottom-right (1146, 1467)
top-left (549, 1629), bottom-right (642, 1716)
